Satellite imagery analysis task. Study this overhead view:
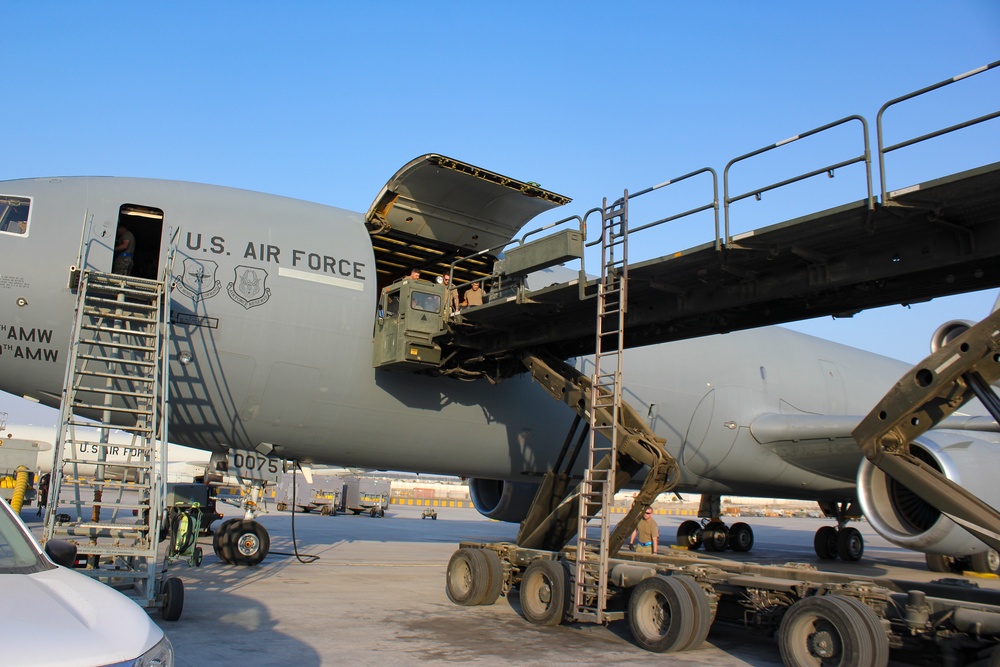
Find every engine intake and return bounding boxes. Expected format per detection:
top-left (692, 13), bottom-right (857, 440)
top-left (468, 478), bottom-right (538, 523)
top-left (930, 320), bottom-right (975, 353)
top-left (858, 432), bottom-right (1000, 556)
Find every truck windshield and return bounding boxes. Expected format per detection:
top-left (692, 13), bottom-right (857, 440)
top-left (410, 291), bottom-right (441, 313)
top-left (0, 499), bottom-right (50, 574)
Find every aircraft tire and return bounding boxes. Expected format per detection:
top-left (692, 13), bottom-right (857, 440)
top-left (925, 553), bottom-right (966, 573)
top-left (813, 526), bottom-right (838, 560)
top-left (702, 522), bottom-right (729, 552)
top-left (627, 575), bottom-right (695, 653)
top-left (728, 522), bottom-right (754, 552)
top-left (969, 549), bottom-right (1000, 574)
top-left (228, 519), bottom-right (270, 566)
top-left (161, 576), bottom-right (184, 622)
top-left (676, 520), bottom-right (702, 550)
top-left (213, 518), bottom-right (238, 564)
top-left (779, 595), bottom-right (887, 667)
top-left (836, 527), bottom-right (864, 562)
top-left (519, 559), bottom-right (570, 626)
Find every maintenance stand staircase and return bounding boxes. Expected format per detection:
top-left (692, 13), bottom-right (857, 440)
top-left (42, 268), bottom-right (184, 620)
top-left (574, 195), bottom-right (633, 623)
top-left (509, 191), bottom-right (681, 624)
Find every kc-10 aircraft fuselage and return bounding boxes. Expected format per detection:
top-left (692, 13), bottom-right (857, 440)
top-left (1, 167), bottom-right (997, 568)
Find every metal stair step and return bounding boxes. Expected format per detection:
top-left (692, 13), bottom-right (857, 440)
top-left (80, 323), bottom-right (157, 337)
top-left (77, 353), bottom-right (156, 367)
top-left (78, 339), bottom-right (157, 353)
top-left (70, 403), bottom-right (153, 416)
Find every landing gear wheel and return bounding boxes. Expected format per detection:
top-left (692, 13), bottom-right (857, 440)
top-left (970, 549), bottom-right (1000, 574)
top-left (213, 518), bottom-right (238, 564)
top-left (779, 595), bottom-right (888, 667)
top-left (814, 525), bottom-right (838, 560)
top-left (728, 522), bottom-right (754, 552)
top-left (229, 519), bottom-right (270, 566)
top-left (836, 526), bottom-right (864, 562)
top-left (627, 575), bottom-right (695, 653)
top-left (676, 520), bottom-right (702, 550)
top-left (702, 521), bottom-right (729, 552)
top-left (161, 576), bottom-right (184, 622)
top-left (320, 505), bottom-right (331, 516)
top-left (925, 553), bottom-right (953, 573)
top-left (519, 559), bottom-right (569, 626)
top-left (445, 548), bottom-right (487, 606)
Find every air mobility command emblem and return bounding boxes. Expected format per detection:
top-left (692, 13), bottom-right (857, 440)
top-left (176, 258), bottom-right (222, 302)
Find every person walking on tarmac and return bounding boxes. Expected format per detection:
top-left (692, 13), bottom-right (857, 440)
top-left (629, 507), bottom-right (659, 554)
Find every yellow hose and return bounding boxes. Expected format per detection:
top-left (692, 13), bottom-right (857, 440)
top-left (10, 466), bottom-right (30, 514)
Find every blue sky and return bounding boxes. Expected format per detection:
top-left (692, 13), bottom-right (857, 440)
top-left (2, 2), bottom-right (999, 425)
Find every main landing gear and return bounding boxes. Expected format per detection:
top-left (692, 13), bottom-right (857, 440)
top-left (925, 549), bottom-right (1000, 575)
top-left (813, 501), bottom-right (864, 562)
top-left (675, 495), bottom-right (754, 553)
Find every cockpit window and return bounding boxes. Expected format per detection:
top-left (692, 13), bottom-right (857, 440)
top-left (0, 195), bottom-right (30, 236)
top-left (410, 291), bottom-right (441, 313)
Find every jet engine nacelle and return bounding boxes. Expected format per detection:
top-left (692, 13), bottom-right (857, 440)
top-left (857, 432), bottom-right (1000, 556)
top-left (468, 478), bottom-right (538, 523)
top-left (930, 320), bottom-right (975, 353)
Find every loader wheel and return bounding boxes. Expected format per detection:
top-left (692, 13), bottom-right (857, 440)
top-left (778, 595), bottom-right (887, 667)
top-left (628, 575), bottom-right (695, 653)
top-left (519, 559), bottom-right (570, 626)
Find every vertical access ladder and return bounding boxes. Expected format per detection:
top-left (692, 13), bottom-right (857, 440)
top-left (573, 195), bottom-right (630, 623)
top-left (42, 268), bottom-right (173, 611)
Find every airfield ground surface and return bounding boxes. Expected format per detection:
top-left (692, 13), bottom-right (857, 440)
top-left (20, 504), bottom-right (999, 666)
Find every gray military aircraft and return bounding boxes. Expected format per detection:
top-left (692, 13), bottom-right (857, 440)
top-left (0, 154), bottom-right (998, 571)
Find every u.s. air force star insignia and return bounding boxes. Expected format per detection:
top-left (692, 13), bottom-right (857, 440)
top-left (176, 258), bottom-right (222, 302)
top-left (227, 265), bottom-right (271, 309)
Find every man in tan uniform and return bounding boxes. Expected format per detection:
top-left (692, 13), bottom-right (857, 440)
top-left (629, 507), bottom-right (658, 554)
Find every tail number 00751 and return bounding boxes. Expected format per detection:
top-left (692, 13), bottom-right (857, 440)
top-left (228, 450), bottom-right (283, 484)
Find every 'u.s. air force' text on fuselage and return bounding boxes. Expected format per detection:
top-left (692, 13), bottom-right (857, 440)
top-left (183, 232), bottom-right (367, 282)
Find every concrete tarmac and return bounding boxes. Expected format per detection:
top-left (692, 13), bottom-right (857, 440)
top-left (19, 504), bottom-right (1000, 666)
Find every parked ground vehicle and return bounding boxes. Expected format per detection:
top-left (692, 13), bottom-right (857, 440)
top-left (0, 497), bottom-right (174, 667)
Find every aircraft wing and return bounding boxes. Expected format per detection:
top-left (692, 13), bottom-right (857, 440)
top-left (750, 412), bottom-right (999, 483)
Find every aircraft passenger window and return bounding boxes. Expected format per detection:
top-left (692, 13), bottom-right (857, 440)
top-left (0, 195), bottom-right (30, 236)
top-left (410, 291), bottom-right (441, 313)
